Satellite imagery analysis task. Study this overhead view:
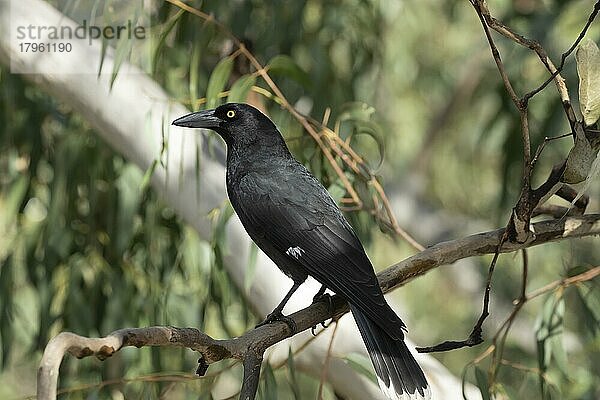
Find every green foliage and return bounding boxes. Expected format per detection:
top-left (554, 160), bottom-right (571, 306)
top-left (342, 353), bottom-right (377, 385)
top-left (267, 55), bottom-right (311, 89)
top-left (206, 58), bottom-right (234, 109)
top-left (228, 75), bottom-right (257, 104)
top-left (535, 292), bottom-right (566, 399)
top-left (0, 69), bottom-right (252, 398)
top-left (474, 367), bottom-right (491, 400)
top-left (1, 0), bottom-right (599, 399)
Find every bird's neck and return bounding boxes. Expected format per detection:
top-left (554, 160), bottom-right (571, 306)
top-left (226, 134), bottom-right (293, 180)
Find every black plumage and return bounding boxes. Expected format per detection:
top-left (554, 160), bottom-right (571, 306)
top-left (173, 103), bottom-right (430, 400)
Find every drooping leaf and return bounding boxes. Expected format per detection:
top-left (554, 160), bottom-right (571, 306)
top-left (562, 123), bottom-right (599, 184)
top-left (189, 41), bottom-right (202, 111)
top-left (568, 147), bottom-right (600, 208)
top-left (336, 102), bottom-right (385, 171)
top-left (535, 290), bottom-right (566, 398)
top-left (474, 367), bottom-right (491, 400)
top-left (576, 39), bottom-right (600, 126)
top-left (244, 241), bottom-right (259, 292)
top-left (140, 159), bottom-right (158, 192)
top-left (110, 29), bottom-right (134, 89)
top-left (267, 55), bottom-right (310, 88)
top-left (262, 362), bottom-right (278, 400)
top-left (0, 175), bottom-right (28, 231)
top-left (227, 74), bottom-right (257, 104)
top-left (350, 120), bottom-right (386, 172)
top-left (151, 9), bottom-right (185, 75)
top-left (575, 283), bottom-right (600, 337)
top-left (212, 201), bottom-right (234, 249)
top-left (343, 353), bottom-right (377, 384)
top-left (206, 58), bottom-right (234, 109)
top-left (287, 348), bottom-right (301, 400)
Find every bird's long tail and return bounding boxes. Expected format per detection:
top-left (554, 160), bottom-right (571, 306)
top-left (350, 304), bottom-right (431, 400)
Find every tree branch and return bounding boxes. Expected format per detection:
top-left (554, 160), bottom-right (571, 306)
top-left (240, 351), bottom-right (263, 400)
top-left (470, 0), bottom-right (600, 244)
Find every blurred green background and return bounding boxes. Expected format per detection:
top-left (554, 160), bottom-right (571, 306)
top-left (0, 0), bottom-right (599, 399)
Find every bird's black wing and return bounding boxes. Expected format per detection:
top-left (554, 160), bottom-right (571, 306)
top-left (233, 163), bottom-right (406, 338)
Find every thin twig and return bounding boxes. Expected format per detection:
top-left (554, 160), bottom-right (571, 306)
top-left (317, 321), bottom-right (340, 400)
top-left (523, 0), bottom-right (600, 104)
top-left (525, 266), bottom-right (600, 301)
top-left (416, 230), bottom-right (508, 353)
top-left (470, 0), bottom-right (520, 107)
top-left (531, 133), bottom-right (572, 168)
top-left (489, 249), bottom-right (528, 384)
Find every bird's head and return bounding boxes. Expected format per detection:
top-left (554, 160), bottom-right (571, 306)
top-left (172, 103), bottom-right (280, 147)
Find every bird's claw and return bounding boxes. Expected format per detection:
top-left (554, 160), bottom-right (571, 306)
top-left (312, 292), bottom-right (333, 308)
top-left (311, 293), bottom-right (334, 335)
top-left (310, 319), bottom-right (333, 336)
top-left (256, 311), bottom-right (297, 334)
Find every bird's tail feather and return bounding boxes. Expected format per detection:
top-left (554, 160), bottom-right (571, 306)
top-left (350, 304), bottom-right (431, 400)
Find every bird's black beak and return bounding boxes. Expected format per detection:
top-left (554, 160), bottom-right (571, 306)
top-left (172, 109), bottom-right (222, 129)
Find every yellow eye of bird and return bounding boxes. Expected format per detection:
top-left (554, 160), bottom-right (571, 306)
top-left (226, 110), bottom-right (236, 118)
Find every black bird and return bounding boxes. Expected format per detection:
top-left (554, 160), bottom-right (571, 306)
top-left (173, 103), bottom-right (430, 400)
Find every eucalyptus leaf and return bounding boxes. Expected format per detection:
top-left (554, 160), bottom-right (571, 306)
top-left (474, 367), bottom-right (491, 400)
top-left (267, 55), bottom-right (310, 88)
top-left (0, 175), bottom-right (28, 231)
top-left (189, 43), bottom-right (201, 111)
top-left (206, 58), bottom-right (234, 109)
top-left (287, 348), bottom-right (301, 400)
top-left (562, 124), bottom-right (599, 184)
top-left (213, 201), bottom-right (234, 249)
top-left (244, 241), bottom-right (259, 292)
top-left (343, 353), bottom-right (377, 384)
top-left (227, 74), bottom-right (256, 104)
top-left (576, 39), bottom-right (600, 126)
top-left (576, 284), bottom-right (600, 337)
top-left (535, 292), bottom-right (565, 373)
top-left (262, 363), bottom-right (278, 400)
top-left (110, 31), bottom-right (133, 89)
top-left (151, 9), bottom-right (184, 75)
top-left (140, 159), bottom-right (158, 192)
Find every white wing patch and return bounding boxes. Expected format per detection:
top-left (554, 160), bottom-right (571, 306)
top-left (285, 246), bottom-right (305, 260)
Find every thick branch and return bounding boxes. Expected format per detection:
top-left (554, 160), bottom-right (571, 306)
top-left (380, 214), bottom-right (600, 291)
top-left (240, 351), bottom-right (263, 400)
